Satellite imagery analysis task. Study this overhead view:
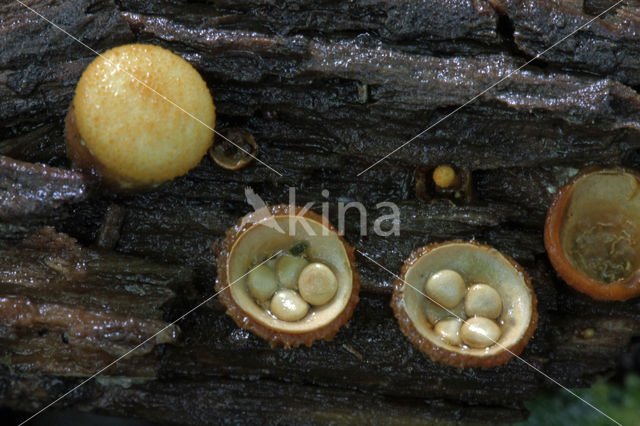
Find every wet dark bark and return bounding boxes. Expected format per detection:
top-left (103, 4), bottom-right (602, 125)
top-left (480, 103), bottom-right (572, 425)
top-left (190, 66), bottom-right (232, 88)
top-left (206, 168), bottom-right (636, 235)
top-left (493, 0), bottom-right (640, 86)
top-left (1, 0), bottom-right (640, 424)
top-left (0, 227), bottom-right (182, 378)
top-left (0, 155), bottom-right (91, 220)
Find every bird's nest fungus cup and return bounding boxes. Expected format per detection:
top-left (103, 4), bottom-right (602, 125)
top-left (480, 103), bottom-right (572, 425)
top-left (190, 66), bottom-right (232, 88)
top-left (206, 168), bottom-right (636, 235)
top-left (391, 241), bottom-right (538, 368)
top-left (545, 167), bottom-right (640, 301)
top-left (215, 205), bottom-right (360, 347)
top-left (208, 127), bottom-right (258, 170)
top-left (66, 43), bottom-right (215, 190)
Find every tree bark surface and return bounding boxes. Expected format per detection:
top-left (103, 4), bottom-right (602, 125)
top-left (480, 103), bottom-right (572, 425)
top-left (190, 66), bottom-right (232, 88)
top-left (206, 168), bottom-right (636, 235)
top-left (1, 1), bottom-right (640, 424)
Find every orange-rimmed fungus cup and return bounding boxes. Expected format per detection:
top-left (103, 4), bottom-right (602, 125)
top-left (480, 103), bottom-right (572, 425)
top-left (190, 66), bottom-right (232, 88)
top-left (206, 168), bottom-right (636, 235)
top-left (544, 167), bottom-right (640, 301)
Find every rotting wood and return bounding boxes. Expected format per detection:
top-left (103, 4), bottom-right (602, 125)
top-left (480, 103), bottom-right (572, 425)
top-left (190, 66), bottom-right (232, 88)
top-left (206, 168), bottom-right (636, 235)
top-left (1, 0), bottom-right (639, 424)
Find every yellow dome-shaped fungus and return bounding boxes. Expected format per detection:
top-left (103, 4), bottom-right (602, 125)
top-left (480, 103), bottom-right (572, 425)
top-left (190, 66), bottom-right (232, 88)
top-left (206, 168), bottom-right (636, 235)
top-left (66, 43), bottom-right (215, 189)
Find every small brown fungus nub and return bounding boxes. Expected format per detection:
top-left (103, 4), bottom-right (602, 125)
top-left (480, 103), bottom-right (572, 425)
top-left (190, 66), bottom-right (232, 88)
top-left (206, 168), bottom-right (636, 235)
top-left (209, 127), bottom-right (258, 170)
top-left (580, 328), bottom-right (595, 339)
top-left (415, 165), bottom-right (473, 203)
top-left (432, 165), bottom-right (459, 189)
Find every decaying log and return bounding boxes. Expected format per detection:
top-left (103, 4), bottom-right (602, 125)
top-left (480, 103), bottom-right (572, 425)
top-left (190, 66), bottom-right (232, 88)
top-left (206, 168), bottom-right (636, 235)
top-left (1, 0), bottom-right (640, 424)
top-left (0, 227), bottom-right (181, 377)
top-left (0, 155), bottom-right (92, 220)
top-left (492, 0), bottom-right (640, 86)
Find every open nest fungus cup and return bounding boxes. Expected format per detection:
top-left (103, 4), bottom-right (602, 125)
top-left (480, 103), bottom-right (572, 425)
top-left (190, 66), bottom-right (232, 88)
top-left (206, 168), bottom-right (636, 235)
top-left (215, 205), bottom-right (360, 347)
top-left (391, 241), bottom-right (538, 368)
top-left (545, 167), bottom-right (640, 301)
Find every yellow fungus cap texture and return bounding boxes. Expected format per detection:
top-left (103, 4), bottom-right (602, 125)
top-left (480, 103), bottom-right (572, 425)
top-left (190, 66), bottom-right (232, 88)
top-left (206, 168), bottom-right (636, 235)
top-left (73, 44), bottom-right (215, 185)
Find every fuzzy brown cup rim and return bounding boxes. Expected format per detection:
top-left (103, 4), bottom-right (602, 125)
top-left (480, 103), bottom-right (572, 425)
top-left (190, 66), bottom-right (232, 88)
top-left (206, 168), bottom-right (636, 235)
top-left (391, 240), bottom-right (538, 368)
top-left (215, 204), bottom-right (360, 348)
top-left (544, 166), bottom-right (640, 301)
